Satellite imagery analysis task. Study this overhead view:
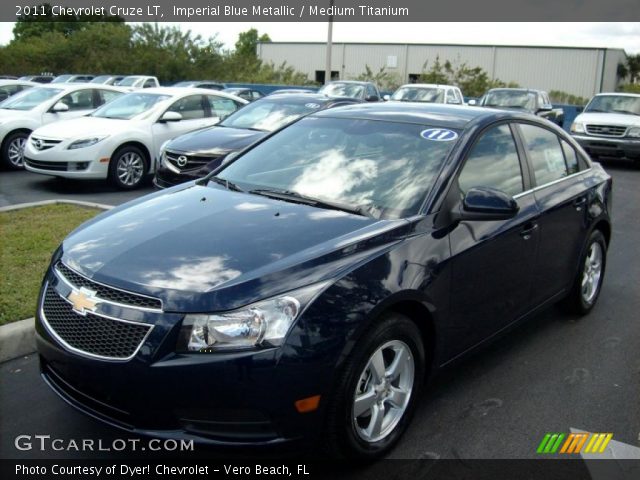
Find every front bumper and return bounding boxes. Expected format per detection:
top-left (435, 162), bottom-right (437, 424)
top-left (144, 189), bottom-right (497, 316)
top-left (24, 141), bottom-right (112, 179)
top-left (572, 134), bottom-right (640, 161)
top-left (35, 266), bottom-right (330, 447)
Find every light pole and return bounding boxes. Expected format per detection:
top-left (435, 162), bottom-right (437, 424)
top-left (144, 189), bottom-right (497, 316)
top-left (324, 0), bottom-right (334, 84)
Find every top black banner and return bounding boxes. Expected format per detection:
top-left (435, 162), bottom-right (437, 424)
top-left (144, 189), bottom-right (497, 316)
top-left (6, 0), bottom-right (640, 22)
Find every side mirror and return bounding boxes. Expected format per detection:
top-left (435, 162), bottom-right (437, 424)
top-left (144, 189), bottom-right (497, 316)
top-left (467, 99), bottom-right (477, 106)
top-left (51, 101), bottom-right (69, 112)
top-left (365, 95), bottom-right (380, 102)
top-left (383, 94), bottom-right (390, 101)
top-left (159, 111), bottom-right (182, 123)
top-left (458, 187), bottom-right (519, 221)
top-left (538, 104), bottom-right (553, 112)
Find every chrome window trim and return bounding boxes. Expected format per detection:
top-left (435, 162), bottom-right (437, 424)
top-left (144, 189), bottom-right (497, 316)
top-left (40, 282), bottom-right (154, 362)
top-left (55, 262), bottom-right (163, 313)
top-left (513, 168), bottom-right (592, 200)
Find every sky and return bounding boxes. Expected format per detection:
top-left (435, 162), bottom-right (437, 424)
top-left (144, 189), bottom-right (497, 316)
top-left (0, 22), bottom-right (638, 54)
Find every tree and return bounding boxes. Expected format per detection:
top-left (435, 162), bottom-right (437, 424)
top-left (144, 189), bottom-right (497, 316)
top-left (355, 65), bottom-right (401, 90)
top-left (234, 28), bottom-right (271, 58)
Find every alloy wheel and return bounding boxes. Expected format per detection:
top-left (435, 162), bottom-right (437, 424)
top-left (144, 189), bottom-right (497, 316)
top-left (581, 242), bottom-right (603, 304)
top-left (8, 136), bottom-right (26, 167)
top-left (116, 152), bottom-right (144, 187)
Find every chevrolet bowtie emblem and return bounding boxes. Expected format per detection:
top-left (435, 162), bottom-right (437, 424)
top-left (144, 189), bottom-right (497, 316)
top-left (67, 287), bottom-right (99, 316)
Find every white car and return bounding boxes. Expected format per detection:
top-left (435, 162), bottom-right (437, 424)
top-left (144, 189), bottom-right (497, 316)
top-left (0, 83), bottom-right (125, 169)
top-left (24, 87), bottom-right (247, 189)
top-left (0, 79), bottom-right (38, 102)
top-left (387, 83), bottom-right (465, 105)
top-left (116, 76), bottom-right (160, 90)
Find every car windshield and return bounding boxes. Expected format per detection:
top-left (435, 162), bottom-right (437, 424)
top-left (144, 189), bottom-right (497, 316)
top-left (391, 87), bottom-right (445, 103)
top-left (117, 77), bottom-right (143, 87)
top-left (584, 95), bottom-right (640, 115)
top-left (0, 87), bottom-right (63, 110)
top-left (220, 99), bottom-right (323, 132)
top-left (51, 75), bottom-right (72, 83)
top-left (90, 92), bottom-right (170, 120)
top-left (319, 83), bottom-right (365, 99)
top-left (217, 117), bottom-right (456, 219)
top-left (173, 81), bottom-right (196, 87)
top-left (90, 76), bottom-right (112, 84)
top-left (483, 91), bottom-right (535, 109)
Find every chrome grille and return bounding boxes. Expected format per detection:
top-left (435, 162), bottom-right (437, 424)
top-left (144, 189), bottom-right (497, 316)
top-left (585, 125), bottom-right (627, 137)
top-left (165, 150), bottom-right (219, 172)
top-left (56, 262), bottom-right (162, 311)
top-left (30, 136), bottom-right (62, 151)
top-left (42, 286), bottom-right (152, 360)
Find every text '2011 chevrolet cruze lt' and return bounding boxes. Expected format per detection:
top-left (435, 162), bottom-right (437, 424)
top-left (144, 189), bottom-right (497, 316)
top-left (36, 103), bottom-right (612, 459)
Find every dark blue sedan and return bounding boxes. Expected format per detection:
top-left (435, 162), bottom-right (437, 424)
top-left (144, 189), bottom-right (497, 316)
top-left (36, 103), bottom-right (612, 459)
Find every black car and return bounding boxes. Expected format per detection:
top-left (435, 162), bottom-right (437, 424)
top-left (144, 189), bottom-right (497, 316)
top-left (36, 103), bottom-right (611, 459)
top-left (154, 93), bottom-right (359, 188)
top-left (319, 80), bottom-right (382, 102)
top-left (222, 87), bottom-right (265, 102)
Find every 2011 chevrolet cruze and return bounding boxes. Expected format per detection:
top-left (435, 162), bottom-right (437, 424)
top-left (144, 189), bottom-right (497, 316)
top-left (36, 103), bottom-right (612, 459)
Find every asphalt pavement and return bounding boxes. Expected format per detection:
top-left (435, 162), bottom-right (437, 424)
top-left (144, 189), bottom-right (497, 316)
top-left (0, 161), bottom-right (638, 461)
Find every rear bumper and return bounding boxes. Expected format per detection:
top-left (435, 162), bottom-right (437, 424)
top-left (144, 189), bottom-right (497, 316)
top-left (572, 134), bottom-right (640, 161)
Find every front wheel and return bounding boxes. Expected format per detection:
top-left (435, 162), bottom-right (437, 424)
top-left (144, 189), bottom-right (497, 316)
top-left (324, 313), bottom-right (425, 459)
top-left (108, 146), bottom-right (148, 190)
top-left (1, 131), bottom-right (29, 169)
top-left (563, 230), bottom-right (607, 315)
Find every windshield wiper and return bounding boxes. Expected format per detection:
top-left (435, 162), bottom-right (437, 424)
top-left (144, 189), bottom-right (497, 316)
top-left (207, 176), bottom-right (244, 192)
top-left (249, 188), bottom-right (377, 218)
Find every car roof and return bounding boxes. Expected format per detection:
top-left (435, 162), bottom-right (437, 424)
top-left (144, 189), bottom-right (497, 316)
top-left (36, 83), bottom-right (124, 91)
top-left (311, 102), bottom-right (510, 128)
top-left (139, 87), bottom-right (248, 102)
top-left (488, 88), bottom-right (537, 93)
top-left (325, 80), bottom-right (370, 86)
top-left (259, 93), bottom-right (353, 104)
top-left (593, 92), bottom-right (640, 98)
top-left (0, 80), bottom-right (38, 86)
top-left (399, 83), bottom-right (456, 89)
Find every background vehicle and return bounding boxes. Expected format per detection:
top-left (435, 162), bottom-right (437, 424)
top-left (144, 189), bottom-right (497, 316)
top-left (36, 103), bottom-right (611, 460)
top-left (90, 75), bottom-right (125, 86)
top-left (387, 83), bottom-right (464, 104)
top-left (570, 92), bottom-right (640, 164)
top-left (319, 80), bottom-right (381, 102)
top-left (24, 88), bottom-right (247, 189)
top-left (477, 88), bottom-right (564, 126)
top-left (116, 76), bottom-right (160, 89)
top-left (269, 88), bottom-right (316, 95)
top-left (173, 80), bottom-right (225, 90)
top-left (155, 93), bottom-right (358, 188)
top-left (0, 80), bottom-right (37, 102)
top-left (222, 87), bottom-right (264, 102)
top-left (0, 84), bottom-right (125, 169)
top-left (18, 75), bottom-right (54, 84)
top-left (51, 74), bottom-right (95, 84)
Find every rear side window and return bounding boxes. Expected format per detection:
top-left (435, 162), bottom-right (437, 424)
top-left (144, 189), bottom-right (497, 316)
top-left (560, 140), bottom-right (580, 175)
top-left (519, 124), bottom-right (567, 185)
top-left (207, 96), bottom-right (241, 118)
top-left (458, 124), bottom-right (524, 196)
top-left (96, 89), bottom-right (121, 106)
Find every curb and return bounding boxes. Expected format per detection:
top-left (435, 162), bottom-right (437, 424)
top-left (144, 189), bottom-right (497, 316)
top-left (0, 318), bottom-right (36, 363)
top-left (0, 199), bottom-right (113, 213)
top-left (1, 200), bottom-right (113, 363)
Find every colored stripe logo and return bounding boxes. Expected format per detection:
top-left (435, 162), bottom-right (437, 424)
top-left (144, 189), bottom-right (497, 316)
top-left (537, 433), bottom-right (613, 454)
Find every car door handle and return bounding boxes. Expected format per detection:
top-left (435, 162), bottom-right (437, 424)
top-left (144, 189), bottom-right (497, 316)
top-left (519, 222), bottom-right (538, 240)
top-left (573, 197), bottom-right (587, 210)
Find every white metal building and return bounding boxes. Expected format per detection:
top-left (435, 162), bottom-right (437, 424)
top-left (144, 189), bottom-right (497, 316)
top-left (257, 42), bottom-right (627, 98)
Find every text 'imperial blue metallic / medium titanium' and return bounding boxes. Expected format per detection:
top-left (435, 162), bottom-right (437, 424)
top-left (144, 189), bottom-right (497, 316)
top-left (36, 102), bottom-right (612, 460)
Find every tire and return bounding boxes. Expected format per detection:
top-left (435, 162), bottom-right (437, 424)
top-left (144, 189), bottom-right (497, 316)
top-left (562, 230), bottom-right (607, 315)
top-left (323, 313), bottom-right (425, 459)
top-left (1, 131), bottom-right (29, 170)
top-left (108, 145), bottom-right (148, 190)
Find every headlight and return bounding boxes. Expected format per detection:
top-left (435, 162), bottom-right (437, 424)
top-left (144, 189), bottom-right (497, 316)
top-left (67, 136), bottom-right (108, 150)
top-left (570, 122), bottom-right (585, 134)
top-left (627, 127), bottom-right (640, 138)
top-left (178, 282), bottom-right (329, 352)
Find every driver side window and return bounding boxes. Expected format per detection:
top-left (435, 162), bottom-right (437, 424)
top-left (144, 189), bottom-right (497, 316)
top-left (167, 95), bottom-right (206, 120)
top-left (58, 89), bottom-right (95, 111)
top-left (458, 124), bottom-right (524, 197)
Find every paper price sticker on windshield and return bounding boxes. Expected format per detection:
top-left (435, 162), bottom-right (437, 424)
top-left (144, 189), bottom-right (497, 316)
top-left (420, 128), bottom-right (458, 141)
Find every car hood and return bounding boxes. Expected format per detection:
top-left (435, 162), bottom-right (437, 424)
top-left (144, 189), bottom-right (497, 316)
top-left (60, 184), bottom-right (408, 312)
top-left (0, 109), bottom-right (32, 121)
top-left (166, 126), bottom-right (267, 154)
top-left (33, 116), bottom-right (136, 139)
top-left (574, 112), bottom-right (640, 127)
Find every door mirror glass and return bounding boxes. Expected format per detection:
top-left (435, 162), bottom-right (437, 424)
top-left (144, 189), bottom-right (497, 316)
top-left (51, 101), bottom-right (69, 112)
top-left (461, 187), bottom-right (519, 220)
top-left (468, 99), bottom-right (477, 106)
top-left (160, 111), bottom-right (182, 122)
top-left (365, 95), bottom-right (379, 102)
